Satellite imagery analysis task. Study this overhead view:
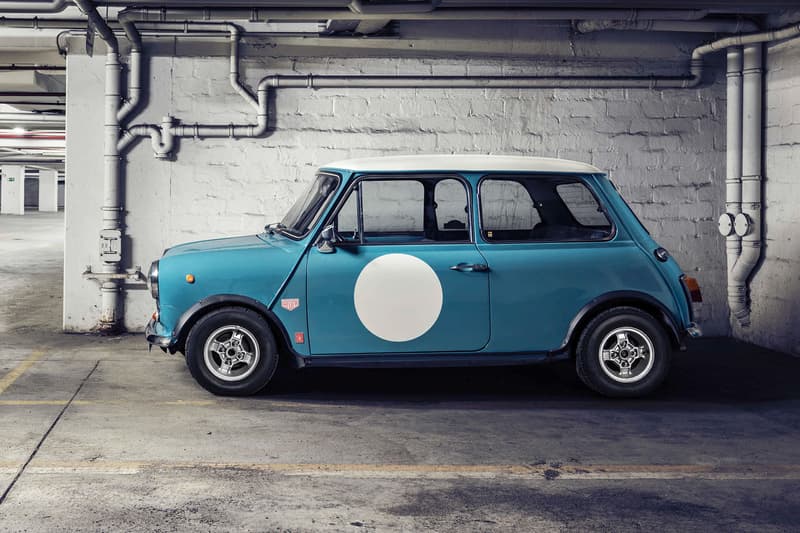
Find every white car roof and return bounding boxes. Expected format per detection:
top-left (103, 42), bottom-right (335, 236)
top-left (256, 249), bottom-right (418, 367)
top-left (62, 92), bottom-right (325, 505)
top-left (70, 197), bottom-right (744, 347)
top-left (321, 154), bottom-right (601, 174)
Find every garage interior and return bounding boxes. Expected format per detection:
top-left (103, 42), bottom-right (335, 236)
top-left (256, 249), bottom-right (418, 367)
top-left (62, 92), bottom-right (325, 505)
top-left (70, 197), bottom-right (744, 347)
top-left (1, 0), bottom-right (800, 530)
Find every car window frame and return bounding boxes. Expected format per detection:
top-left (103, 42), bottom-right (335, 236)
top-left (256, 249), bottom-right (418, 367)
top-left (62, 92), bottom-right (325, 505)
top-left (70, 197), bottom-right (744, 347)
top-left (476, 173), bottom-right (617, 244)
top-left (278, 171), bottom-right (342, 240)
top-left (322, 173), bottom-right (475, 246)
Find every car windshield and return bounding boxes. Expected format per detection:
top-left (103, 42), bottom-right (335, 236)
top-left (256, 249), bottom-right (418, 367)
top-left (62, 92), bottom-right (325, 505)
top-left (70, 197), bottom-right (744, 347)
top-left (279, 173), bottom-right (339, 237)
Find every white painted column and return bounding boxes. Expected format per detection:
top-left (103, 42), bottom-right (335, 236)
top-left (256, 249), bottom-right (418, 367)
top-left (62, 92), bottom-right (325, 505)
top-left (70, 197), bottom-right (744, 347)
top-left (0, 166), bottom-right (25, 215)
top-left (38, 169), bottom-right (59, 212)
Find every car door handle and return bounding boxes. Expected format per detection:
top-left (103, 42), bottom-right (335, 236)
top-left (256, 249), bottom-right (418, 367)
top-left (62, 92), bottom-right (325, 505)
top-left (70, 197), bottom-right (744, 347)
top-left (450, 263), bottom-right (490, 272)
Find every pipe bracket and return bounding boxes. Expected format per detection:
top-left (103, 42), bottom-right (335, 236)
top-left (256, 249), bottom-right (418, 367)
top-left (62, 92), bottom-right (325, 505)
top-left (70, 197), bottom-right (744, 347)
top-left (83, 265), bottom-right (147, 284)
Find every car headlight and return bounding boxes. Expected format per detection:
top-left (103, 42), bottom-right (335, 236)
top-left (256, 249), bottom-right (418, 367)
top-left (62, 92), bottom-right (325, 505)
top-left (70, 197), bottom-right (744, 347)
top-left (148, 260), bottom-right (159, 300)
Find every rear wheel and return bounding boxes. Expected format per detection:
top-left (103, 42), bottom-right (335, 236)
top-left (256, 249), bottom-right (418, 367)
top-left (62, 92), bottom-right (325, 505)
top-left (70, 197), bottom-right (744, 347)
top-left (185, 307), bottom-right (279, 396)
top-left (575, 307), bottom-right (671, 397)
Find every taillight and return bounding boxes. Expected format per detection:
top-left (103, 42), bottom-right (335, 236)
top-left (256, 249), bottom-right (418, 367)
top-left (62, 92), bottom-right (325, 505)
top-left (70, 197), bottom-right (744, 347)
top-left (682, 276), bottom-right (702, 303)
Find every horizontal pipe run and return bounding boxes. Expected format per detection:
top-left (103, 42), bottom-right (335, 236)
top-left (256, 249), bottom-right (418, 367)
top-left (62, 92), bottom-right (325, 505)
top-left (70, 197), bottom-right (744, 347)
top-left (576, 18), bottom-right (758, 34)
top-left (0, 100), bottom-right (65, 106)
top-left (0, 64), bottom-right (65, 71)
top-left (0, 91), bottom-right (65, 97)
top-left (263, 74), bottom-right (699, 89)
top-left (349, 0), bottom-right (438, 15)
top-left (0, 16), bottom-right (88, 29)
top-left (692, 21), bottom-right (800, 59)
top-left (0, 0), bottom-right (67, 13)
top-left (0, 132), bottom-right (64, 139)
top-left (0, 156), bottom-right (63, 163)
top-left (99, 6), bottom-right (711, 22)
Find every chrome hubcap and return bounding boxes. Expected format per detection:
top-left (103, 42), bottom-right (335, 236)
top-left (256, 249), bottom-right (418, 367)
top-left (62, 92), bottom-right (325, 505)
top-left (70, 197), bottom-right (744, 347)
top-left (598, 327), bottom-right (655, 384)
top-left (203, 325), bottom-right (260, 382)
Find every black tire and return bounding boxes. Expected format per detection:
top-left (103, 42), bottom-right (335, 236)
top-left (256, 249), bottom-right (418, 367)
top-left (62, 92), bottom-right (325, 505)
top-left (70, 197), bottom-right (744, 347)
top-left (185, 307), bottom-right (279, 396)
top-left (575, 306), bottom-right (671, 398)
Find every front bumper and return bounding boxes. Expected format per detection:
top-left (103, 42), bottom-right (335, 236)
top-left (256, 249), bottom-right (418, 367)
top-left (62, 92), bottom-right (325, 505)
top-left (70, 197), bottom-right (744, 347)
top-left (145, 317), bottom-right (174, 350)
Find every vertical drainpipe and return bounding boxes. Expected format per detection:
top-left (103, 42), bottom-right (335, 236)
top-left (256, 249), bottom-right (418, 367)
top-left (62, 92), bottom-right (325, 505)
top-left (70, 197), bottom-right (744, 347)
top-left (728, 43), bottom-right (763, 327)
top-left (75, 0), bottom-right (123, 331)
top-left (722, 48), bottom-right (743, 301)
top-left (99, 46), bottom-right (123, 331)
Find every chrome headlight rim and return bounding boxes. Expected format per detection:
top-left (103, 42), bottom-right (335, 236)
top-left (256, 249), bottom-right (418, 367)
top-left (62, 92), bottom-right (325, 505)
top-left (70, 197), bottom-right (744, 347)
top-left (148, 260), bottom-right (159, 300)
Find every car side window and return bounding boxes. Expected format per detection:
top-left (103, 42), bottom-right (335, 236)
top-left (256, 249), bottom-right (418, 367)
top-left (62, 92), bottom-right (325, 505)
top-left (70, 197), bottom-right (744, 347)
top-left (334, 189), bottom-right (360, 242)
top-left (480, 176), bottom-right (612, 242)
top-left (331, 176), bottom-right (471, 244)
top-left (480, 179), bottom-right (541, 241)
top-left (556, 183), bottom-right (610, 226)
top-left (361, 180), bottom-right (424, 239)
top-left (434, 179), bottom-right (470, 242)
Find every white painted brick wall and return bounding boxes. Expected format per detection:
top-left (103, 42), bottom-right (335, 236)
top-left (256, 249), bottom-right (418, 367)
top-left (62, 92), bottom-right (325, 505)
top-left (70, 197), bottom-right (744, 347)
top-left (64, 53), bottom-right (728, 335)
top-left (734, 39), bottom-right (800, 355)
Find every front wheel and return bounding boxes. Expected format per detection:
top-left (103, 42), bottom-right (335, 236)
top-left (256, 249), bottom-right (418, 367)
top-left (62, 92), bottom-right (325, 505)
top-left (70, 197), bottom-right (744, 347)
top-left (185, 307), bottom-right (279, 396)
top-left (575, 307), bottom-right (671, 398)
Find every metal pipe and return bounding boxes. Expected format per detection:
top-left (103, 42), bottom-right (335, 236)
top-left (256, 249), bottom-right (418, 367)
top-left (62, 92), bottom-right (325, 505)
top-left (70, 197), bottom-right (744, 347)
top-left (0, 0), bottom-right (67, 13)
top-left (576, 18), bottom-right (758, 34)
top-left (349, 0), bottom-right (438, 15)
top-left (0, 112), bottom-right (65, 125)
top-left (0, 156), bottom-right (64, 163)
top-left (73, 1), bottom-right (117, 52)
top-left (116, 11), bottom-right (267, 155)
top-left (0, 16), bottom-right (86, 29)
top-left (99, 46), bottom-right (123, 331)
top-left (100, 6), bottom-right (709, 23)
top-left (0, 100), bottom-right (65, 106)
top-left (704, 22), bottom-right (800, 326)
top-left (723, 47), bottom-right (743, 285)
top-left (118, 10), bottom-right (258, 110)
top-left (116, 10), bottom-right (142, 122)
top-left (691, 21), bottom-right (800, 58)
top-left (0, 64), bottom-right (66, 71)
top-left (116, 49), bottom-right (140, 122)
top-left (0, 91), bottom-right (66, 97)
top-left (263, 73), bottom-right (699, 89)
top-left (728, 43), bottom-right (763, 327)
top-left (118, 80), bottom-right (268, 156)
top-left (74, 0), bottom-right (122, 332)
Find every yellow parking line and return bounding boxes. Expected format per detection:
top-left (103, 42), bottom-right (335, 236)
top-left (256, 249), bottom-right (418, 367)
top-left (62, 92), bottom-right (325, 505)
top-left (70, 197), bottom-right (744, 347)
top-left (0, 350), bottom-right (46, 395)
top-left (0, 399), bottom-right (325, 408)
top-left (1, 460), bottom-right (799, 480)
top-left (0, 400), bottom-right (70, 406)
top-left (0, 400), bottom-right (214, 407)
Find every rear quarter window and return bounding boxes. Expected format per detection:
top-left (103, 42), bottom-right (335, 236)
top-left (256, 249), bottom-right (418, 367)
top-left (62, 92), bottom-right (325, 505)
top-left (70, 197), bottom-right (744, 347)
top-left (480, 175), bottom-right (613, 242)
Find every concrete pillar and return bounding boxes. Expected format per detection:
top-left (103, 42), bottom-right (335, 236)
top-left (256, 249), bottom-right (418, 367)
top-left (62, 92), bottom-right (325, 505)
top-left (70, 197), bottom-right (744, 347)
top-left (0, 166), bottom-right (25, 215)
top-left (38, 169), bottom-right (59, 212)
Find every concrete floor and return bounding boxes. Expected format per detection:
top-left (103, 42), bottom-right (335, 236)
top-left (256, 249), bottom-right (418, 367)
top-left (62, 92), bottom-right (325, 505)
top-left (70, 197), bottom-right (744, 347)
top-left (2, 212), bottom-right (800, 532)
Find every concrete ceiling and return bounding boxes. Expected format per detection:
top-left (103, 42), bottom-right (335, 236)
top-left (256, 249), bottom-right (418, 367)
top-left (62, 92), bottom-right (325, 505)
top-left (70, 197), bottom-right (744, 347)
top-left (0, 2), bottom-right (797, 111)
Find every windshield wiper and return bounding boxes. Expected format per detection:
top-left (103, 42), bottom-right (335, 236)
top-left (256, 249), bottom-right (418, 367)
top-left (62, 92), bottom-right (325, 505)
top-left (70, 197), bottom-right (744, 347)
top-left (264, 222), bottom-right (287, 235)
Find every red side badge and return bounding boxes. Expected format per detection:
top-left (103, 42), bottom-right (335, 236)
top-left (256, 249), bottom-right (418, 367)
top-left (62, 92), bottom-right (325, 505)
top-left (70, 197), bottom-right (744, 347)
top-left (281, 298), bottom-right (300, 311)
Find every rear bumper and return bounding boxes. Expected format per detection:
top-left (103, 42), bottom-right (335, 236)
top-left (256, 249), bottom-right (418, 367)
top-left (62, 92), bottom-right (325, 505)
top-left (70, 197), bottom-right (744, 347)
top-left (686, 322), bottom-right (702, 338)
top-left (145, 318), bottom-right (174, 350)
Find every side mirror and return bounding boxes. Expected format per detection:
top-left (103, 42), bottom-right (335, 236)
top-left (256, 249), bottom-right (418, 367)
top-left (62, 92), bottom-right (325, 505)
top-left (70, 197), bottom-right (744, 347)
top-left (317, 224), bottom-right (339, 254)
top-left (321, 224), bottom-right (337, 242)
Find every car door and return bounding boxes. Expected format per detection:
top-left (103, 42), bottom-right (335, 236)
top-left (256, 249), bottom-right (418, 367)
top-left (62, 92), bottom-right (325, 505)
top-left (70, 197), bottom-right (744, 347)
top-left (476, 173), bottom-right (668, 353)
top-left (306, 175), bottom-right (491, 355)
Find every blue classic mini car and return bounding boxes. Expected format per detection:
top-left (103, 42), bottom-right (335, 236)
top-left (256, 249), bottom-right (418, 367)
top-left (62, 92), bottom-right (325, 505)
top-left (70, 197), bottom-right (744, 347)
top-left (146, 155), bottom-right (702, 397)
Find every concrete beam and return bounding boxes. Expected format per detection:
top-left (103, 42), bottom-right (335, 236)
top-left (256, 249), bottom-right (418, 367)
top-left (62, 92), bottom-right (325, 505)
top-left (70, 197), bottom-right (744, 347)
top-left (0, 165), bottom-right (25, 215)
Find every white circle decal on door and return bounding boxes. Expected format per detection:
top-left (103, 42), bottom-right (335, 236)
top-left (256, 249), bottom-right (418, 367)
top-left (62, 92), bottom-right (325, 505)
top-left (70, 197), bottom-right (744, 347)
top-left (353, 253), bottom-right (443, 342)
